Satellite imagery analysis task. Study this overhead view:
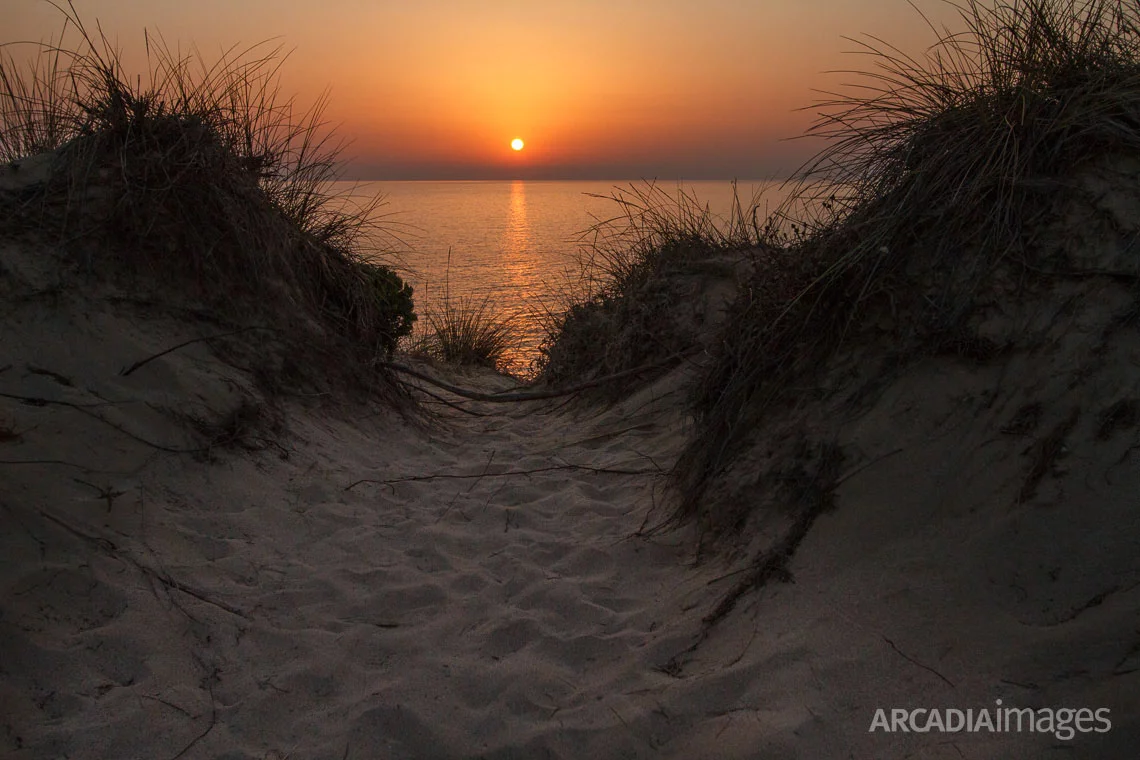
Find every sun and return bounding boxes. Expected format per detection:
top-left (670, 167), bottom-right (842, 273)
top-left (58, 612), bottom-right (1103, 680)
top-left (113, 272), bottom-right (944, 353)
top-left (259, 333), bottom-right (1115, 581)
top-left (510, 138), bottom-right (524, 151)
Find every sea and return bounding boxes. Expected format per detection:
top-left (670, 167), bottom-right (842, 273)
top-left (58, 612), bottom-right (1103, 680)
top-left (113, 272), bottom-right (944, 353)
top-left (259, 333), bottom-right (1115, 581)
top-left (338, 179), bottom-right (793, 374)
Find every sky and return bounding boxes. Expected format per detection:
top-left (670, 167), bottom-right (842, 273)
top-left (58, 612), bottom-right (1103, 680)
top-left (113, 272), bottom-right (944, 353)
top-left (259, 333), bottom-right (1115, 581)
top-left (5, 0), bottom-right (967, 180)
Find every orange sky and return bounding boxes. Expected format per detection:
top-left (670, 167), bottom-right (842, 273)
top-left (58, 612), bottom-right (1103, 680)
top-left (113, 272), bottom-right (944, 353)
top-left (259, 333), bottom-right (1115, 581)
top-left (6, 1), bottom-right (967, 180)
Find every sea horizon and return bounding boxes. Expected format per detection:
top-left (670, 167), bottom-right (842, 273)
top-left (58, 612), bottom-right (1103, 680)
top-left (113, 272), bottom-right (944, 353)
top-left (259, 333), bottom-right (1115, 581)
top-left (341, 176), bottom-right (783, 183)
top-left (341, 178), bottom-right (792, 373)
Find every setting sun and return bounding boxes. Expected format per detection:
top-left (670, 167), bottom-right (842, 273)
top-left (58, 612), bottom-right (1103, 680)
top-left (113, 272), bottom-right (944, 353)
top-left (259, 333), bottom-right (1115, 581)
top-left (510, 138), bottom-right (524, 151)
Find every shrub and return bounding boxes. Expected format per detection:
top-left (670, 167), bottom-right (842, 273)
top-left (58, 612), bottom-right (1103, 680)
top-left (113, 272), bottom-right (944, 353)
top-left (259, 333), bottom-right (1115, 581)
top-left (360, 262), bottom-right (417, 354)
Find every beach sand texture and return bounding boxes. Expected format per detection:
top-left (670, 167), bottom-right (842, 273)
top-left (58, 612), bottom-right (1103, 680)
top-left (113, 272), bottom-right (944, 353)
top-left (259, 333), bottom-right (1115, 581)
top-left (3, 157), bottom-right (1140, 759)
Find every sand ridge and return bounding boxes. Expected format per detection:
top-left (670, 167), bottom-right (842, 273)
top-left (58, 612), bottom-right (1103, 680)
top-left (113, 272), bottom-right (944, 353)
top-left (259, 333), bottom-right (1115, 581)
top-left (2, 191), bottom-right (1140, 758)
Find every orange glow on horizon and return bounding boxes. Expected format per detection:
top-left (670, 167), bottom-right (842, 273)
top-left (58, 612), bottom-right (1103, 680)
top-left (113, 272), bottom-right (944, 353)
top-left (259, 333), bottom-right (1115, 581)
top-left (6, 1), bottom-right (969, 179)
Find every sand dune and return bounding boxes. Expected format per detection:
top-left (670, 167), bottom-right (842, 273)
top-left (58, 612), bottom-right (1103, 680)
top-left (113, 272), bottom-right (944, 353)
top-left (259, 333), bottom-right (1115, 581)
top-left (3, 170), bottom-right (1140, 758)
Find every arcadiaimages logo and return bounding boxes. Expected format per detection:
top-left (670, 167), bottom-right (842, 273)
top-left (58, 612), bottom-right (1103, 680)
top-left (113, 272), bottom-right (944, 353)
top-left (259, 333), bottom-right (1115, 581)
top-left (869, 699), bottom-right (1112, 741)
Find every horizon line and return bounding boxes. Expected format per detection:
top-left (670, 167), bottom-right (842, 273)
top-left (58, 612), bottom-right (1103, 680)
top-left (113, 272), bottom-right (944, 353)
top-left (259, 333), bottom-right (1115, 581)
top-left (338, 175), bottom-right (786, 183)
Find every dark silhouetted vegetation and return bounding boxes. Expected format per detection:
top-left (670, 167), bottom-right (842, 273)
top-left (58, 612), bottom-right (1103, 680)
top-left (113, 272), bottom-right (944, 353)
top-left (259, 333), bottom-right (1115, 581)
top-left (0, 2), bottom-right (416, 404)
top-left (674, 0), bottom-right (1140, 538)
top-left (538, 181), bottom-right (765, 397)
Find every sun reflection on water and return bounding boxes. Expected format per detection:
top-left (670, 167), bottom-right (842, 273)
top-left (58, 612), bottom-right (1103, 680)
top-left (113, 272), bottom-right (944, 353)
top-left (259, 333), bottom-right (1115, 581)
top-left (497, 181), bottom-right (542, 374)
top-left (505, 180), bottom-right (530, 260)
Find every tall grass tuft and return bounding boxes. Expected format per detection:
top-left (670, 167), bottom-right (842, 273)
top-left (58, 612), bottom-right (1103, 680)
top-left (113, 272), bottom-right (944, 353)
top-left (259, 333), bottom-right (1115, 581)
top-left (421, 294), bottom-right (517, 370)
top-left (0, 39), bottom-right (70, 161)
top-left (538, 181), bottom-right (765, 395)
top-left (674, 0), bottom-right (1140, 535)
top-left (0, 3), bottom-right (416, 404)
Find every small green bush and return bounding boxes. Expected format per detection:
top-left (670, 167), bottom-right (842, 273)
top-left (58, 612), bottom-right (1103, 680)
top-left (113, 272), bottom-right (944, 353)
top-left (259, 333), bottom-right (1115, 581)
top-left (361, 262), bottom-right (416, 354)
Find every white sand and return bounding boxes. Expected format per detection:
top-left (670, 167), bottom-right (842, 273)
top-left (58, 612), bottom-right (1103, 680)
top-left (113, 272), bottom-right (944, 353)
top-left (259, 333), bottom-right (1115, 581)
top-left (2, 160), bottom-right (1139, 758)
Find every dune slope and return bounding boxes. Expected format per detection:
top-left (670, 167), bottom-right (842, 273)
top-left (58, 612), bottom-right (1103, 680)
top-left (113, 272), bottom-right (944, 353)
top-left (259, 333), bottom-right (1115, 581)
top-left (3, 168), bottom-right (1140, 760)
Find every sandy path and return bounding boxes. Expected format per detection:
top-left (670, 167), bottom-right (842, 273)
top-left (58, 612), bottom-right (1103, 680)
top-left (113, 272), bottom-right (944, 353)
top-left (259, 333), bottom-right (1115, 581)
top-left (0, 300), bottom-right (754, 760)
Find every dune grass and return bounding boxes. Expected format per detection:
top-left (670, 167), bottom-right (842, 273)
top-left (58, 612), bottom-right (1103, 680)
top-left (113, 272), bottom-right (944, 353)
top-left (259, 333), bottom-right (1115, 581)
top-left (0, 3), bottom-right (416, 404)
top-left (672, 0), bottom-right (1140, 537)
top-left (417, 293), bottom-right (518, 371)
top-left (537, 181), bottom-right (767, 395)
top-left (0, 36), bottom-right (70, 162)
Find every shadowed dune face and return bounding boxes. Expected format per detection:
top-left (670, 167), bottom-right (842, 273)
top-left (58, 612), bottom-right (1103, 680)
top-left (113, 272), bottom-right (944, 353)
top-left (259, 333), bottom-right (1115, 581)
top-left (672, 0), bottom-right (1140, 531)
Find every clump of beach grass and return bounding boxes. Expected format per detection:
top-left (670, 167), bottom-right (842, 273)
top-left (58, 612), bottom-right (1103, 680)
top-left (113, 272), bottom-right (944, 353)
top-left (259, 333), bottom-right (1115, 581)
top-left (0, 3), bottom-right (416, 406)
top-left (418, 293), bottom-right (518, 371)
top-left (537, 181), bottom-right (766, 396)
top-left (672, 0), bottom-right (1140, 537)
top-left (0, 36), bottom-right (70, 162)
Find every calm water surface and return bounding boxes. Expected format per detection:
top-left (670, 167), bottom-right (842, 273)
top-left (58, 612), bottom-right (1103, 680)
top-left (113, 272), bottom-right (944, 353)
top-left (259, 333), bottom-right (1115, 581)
top-left (341, 180), bottom-right (791, 373)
